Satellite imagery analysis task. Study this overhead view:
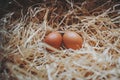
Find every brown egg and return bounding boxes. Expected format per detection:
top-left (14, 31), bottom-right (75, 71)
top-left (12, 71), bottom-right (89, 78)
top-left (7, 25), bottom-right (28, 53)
top-left (63, 31), bottom-right (83, 50)
top-left (44, 31), bottom-right (62, 51)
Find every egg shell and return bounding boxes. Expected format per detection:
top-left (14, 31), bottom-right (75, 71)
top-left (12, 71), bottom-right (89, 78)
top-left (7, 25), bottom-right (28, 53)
top-left (63, 31), bottom-right (83, 50)
top-left (44, 31), bottom-right (62, 51)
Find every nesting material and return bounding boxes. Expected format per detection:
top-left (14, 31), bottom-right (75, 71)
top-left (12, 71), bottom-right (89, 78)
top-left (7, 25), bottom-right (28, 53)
top-left (0, 1), bottom-right (120, 80)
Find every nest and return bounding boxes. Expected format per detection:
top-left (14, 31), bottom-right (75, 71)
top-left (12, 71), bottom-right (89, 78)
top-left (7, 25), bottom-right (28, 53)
top-left (0, 0), bottom-right (120, 80)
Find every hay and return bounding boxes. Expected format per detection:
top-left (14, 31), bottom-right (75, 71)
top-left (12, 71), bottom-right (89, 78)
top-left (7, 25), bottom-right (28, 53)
top-left (0, 0), bottom-right (120, 80)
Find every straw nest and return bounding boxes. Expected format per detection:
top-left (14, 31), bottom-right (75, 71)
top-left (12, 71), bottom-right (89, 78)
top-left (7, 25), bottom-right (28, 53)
top-left (0, 0), bottom-right (120, 80)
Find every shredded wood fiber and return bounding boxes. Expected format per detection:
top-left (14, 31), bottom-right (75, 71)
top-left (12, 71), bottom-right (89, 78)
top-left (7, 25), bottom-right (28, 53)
top-left (0, 0), bottom-right (120, 80)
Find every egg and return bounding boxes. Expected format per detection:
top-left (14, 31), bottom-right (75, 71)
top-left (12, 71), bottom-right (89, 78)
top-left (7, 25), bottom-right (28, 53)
top-left (44, 31), bottom-right (62, 51)
top-left (63, 31), bottom-right (83, 50)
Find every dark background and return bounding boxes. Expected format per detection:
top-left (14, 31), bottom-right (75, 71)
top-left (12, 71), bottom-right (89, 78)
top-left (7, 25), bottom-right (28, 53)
top-left (0, 0), bottom-right (43, 18)
top-left (0, 0), bottom-right (120, 18)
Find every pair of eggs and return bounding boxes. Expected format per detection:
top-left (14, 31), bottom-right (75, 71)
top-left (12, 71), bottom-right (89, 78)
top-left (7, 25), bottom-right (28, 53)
top-left (44, 31), bottom-right (83, 51)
